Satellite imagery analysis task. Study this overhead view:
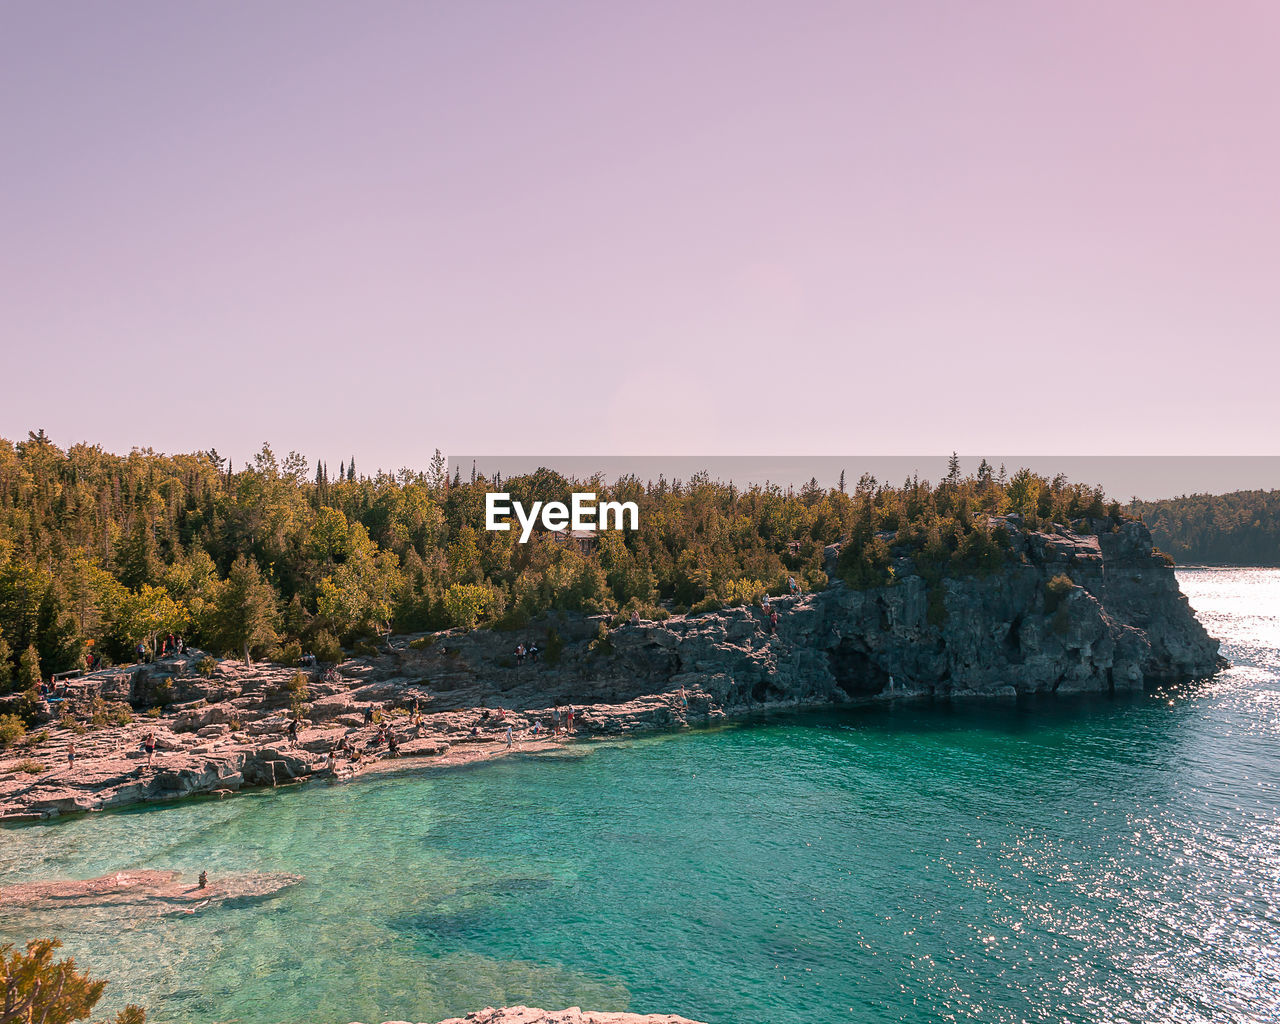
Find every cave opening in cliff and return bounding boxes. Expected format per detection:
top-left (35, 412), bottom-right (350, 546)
top-left (826, 640), bottom-right (892, 697)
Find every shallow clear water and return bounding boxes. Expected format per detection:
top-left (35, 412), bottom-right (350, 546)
top-left (2, 569), bottom-right (1278, 1024)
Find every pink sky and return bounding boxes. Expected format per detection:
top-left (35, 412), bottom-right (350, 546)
top-left (2, 1), bottom-right (1278, 472)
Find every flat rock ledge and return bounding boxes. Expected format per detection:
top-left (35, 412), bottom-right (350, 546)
top-left (0, 870), bottom-right (302, 914)
top-left (353, 1009), bottom-right (705, 1024)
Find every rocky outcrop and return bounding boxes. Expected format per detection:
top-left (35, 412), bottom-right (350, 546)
top-left (347, 1008), bottom-right (705, 1024)
top-left (0, 870), bottom-right (302, 914)
top-left (0, 518), bottom-right (1220, 820)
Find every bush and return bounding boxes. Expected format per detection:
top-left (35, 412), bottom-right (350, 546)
top-left (16, 759), bottom-right (45, 774)
top-left (109, 705), bottom-right (134, 726)
top-left (152, 679), bottom-right (175, 708)
top-left (690, 596), bottom-right (723, 615)
top-left (588, 621), bottom-right (614, 656)
top-left (145, 707), bottom-right (162, 719)
top-left (195, 656), bottom-right (218, 677)
top-left (286, 671), bottom-right (310, 716)
top-left (1045, 574), bottom-right (1075, 613)
top-left (353, 640), bottom-right (380, 658)
top-left (0, 938), bottom-right (147, 1024)
top-left (0, 714), bottom-right (27, 749)
top-left (312, 630), bottom-right (343, 664)
top-left (1152, 548), bottom-right (1176, 567)
top-left (544, 628), bottom-right (564, 666)
top-left (59, 712), bottom-right (87, 736)
top-left (272, 641), bottom-right (303, 665)
top-left (408, 635), bottom-right (438, 650)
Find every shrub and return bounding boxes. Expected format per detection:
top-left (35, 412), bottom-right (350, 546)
top-left (109, 705), bottom-right (134, 726)
top-left (0, 714), bottom-right (27, 749)
top-left (286, 671), bottom-right (310, 716)
top-left (544, 628), bottom-right (564, 666)
top-left (1045, 574), bottom-right (1075, 613)
top-left (0, 938), bottom-right (147, 1024)
top-left (1152, 548), bottom-right (1176, 567)
top-left (59, 713), bottom-right (87, 736)
top-left (408, 635), bottom-right (438, 650)
top-left (588, 621), bottom-right (614, 656)
top-left (152, 679), bottom-right (175, 707)
top-left (312, 629), bottom-right (344, 664)
top-left (145, 707), bottom-right (162, 719)
top-left (273, 641), bottom-right (303, 665)
top-left (353, 640), bottom-right (380, 658)
top-left (690, 596), bottom-right (723, 615)
top-left (195, 656), bottom-right (218, 677)
top-left (16, 759), bottom-right (45, 774)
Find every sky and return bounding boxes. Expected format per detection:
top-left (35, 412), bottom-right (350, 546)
top-left (2, 1), bottom-right (1278, 475)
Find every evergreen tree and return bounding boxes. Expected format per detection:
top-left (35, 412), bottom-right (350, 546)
top-left (213, 556), bottom-right (279, 662)
top-left (347, 458), bottom-right (355, 482)
top-left (18, 644), bottom-right (41, 688)
top-left (947, 452), bottom-right (961, 483)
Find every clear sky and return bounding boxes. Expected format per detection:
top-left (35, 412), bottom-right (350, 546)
top-left (2, 1), bottom-right (1278, 472)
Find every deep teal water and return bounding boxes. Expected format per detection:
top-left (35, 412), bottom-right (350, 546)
top-left (2, 569), bottom-right (1278, 1024)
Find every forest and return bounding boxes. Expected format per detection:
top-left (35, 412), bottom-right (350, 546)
top-left (1134, 490), bottom-right (1280, 566)
top-left (0, 434), bottom-right (1123, 689)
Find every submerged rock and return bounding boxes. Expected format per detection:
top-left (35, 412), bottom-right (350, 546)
top-left (351, 1008), bottom-right (705, 1024)
top-left (0, 869), bottom-right (303, 914)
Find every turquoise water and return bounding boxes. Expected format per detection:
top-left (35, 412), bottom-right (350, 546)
top-left (2, 568), bottom-right (1278, 1024)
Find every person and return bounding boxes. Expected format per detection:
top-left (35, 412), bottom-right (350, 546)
top-left (287, 718), bottom-right (300, 747)
top-left (532, 719), bottom-right (541, 737)
top-left (631, 609), bottom-right (641, 626)
top-left (528, 642), bottom-right (539, 663)
top-left (761, 593), bottom-right (771, 612)
top-left (67, 741), bottom-right (75, 769)
top-left (553, 706), bottom-right (561, 736)
top-left (566, 705), bottom-right (575, 733)
top-left (679, 685), bottom-right (688, 709)
top-left (788, 576), bottom-right (798, 595)
top-left (770, 609), bottom-right (779, 633)
top-left (144, 731), bottom-right (157, 769)
top-left (515, 642), bottom-right (525, 666)
top-left (324, 749), bottom-right (336, 771)
top-left (363, 705), bottom-right (375, 726)
top-left (388, 731), bottom-right (400, 757)
top-left (198, 870), bottom-right (208, 890)
top-left (505, 723), bottom-right (513, 748)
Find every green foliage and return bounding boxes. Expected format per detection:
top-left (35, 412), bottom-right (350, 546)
top-left (19, 644), bottom-right (42, 689)
top-left (588, 620), bottom-right (614, 656)
top-left (1044, 574), bottom-right (1074, 613)
top-left (285, 671), bottom-right (310, 716)
top-left (0, 938), bottom-right (109, 1024)
top-left (16, 759), bottom-right (45, 774)
top-left (0, 437), bottom-right (1131, 659)
top-left (0, 713), bottom-right (26, 749)
top-left (1134, 490), bottom-right (1280, 566)
top-left (544, 627), bottom-right (564, 666)
top-left (195, 656), bottom-right (218, 677)
top-left (311, 630), bottom-right (343, 663)
top-left (272, 641), bottom-right (303, 666)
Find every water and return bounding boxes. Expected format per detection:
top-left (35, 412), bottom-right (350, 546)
top-left (2, 568), bottom-right (1278, 1024)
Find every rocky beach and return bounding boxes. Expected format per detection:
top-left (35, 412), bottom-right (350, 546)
top-left (0, 517), bottom-right (1221, 822)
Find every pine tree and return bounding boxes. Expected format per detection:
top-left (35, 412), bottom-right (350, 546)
top-left (0, 632), bottom-right (12, 689)
top-left (427, 449), bottom-right (447, 491)
top-left (347, 458), bottom-right (355, 482)
top-left (18, 644), bottom-right (41, 688)
top-left (838, 469), bottom-right (846, 494)
top-left (213, 557), bottom-right (279, 663)
top-left (947, 452), bottom-right (961, 484)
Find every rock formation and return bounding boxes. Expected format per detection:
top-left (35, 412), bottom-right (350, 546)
top-left (0, 870), bottom-right (302, 914)
top-left (0, 517), bottom-right (1221, 820)
top-left (351, 1008), bottom-right (705, 1024)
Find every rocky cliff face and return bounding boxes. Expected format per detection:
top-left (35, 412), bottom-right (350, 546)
top-left (415, 516), bottom-right (1222, 713)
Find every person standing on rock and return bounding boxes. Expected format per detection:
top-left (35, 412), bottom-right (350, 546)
top-left (67, 740), bottom-right (76, 770)
top-left (505, 723), bottom-right (513, 748)
top-left (287, 718), bottom-right (300, 748)
top-left (143, 731), bottom-right (157, 769)
top-left (566, 705), bottom-right (575, 733)
top-left (553, 706), bottom-right (561, 736)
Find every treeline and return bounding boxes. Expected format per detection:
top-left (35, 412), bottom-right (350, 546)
top-left (1135, 490), bottom-right (1280, 566)
top-left (0, 435), bottom-right (1124, 688)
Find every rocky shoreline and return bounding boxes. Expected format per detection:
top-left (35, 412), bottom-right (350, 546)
top-left (406, 1010), bottom-right (705, 1024)
top-left (0, 517), bottom-right (1222, 822)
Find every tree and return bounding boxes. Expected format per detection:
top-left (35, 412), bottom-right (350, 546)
top-left (1, 937), bottom-right (145, 1024)
top-left (18, 644), bottom-right (41, 688)
top-left (113, 585), bottom-right (188, 658)
top-left (347, 458), bottom-right (355, 482)
top-left (427, 449), bottom-right (447, 491)
top-left (946, 452), bottom-right (961, 484)
top-left (212, 557), bottom-right (279, 662)
top-left (0, 632), bottom-right (11, 689)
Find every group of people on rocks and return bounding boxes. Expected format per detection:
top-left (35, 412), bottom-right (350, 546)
top-left (513, 641), bottom-right (540, 665)
top-left (759, 577), bottom-right (799, 633)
